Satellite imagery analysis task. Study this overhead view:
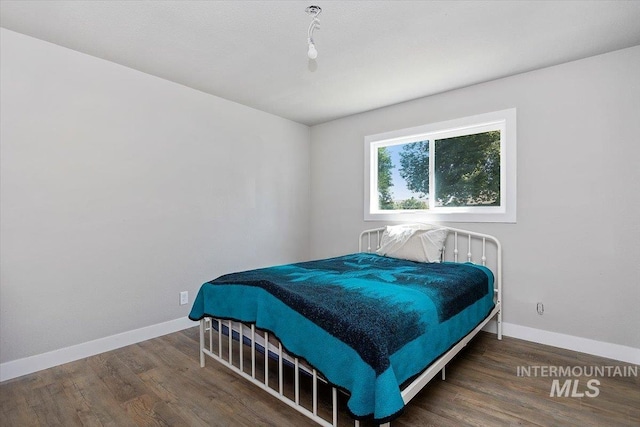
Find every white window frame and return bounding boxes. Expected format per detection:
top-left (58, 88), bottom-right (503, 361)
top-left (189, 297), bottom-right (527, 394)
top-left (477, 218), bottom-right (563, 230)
top-left (364, 108), bottom-right (516, 223)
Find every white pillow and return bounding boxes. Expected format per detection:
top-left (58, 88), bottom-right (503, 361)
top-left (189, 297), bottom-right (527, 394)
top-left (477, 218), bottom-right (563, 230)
top-left (376, 224), bottom-right (448, 263)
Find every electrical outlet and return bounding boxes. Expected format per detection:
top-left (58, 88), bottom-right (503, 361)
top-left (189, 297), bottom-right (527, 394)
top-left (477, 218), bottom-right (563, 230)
top-left (536, 302), bottom-right (544, 315)
top-left (180, 291), bottom-right (189, 306)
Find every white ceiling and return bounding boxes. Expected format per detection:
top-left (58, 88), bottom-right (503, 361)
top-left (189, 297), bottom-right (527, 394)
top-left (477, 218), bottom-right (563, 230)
top-left (2, 1), bottom-right (640, 126)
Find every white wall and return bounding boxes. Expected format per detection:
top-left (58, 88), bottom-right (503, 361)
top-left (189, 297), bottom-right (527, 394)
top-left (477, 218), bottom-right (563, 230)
top-left (0, 29), bottom-right (310, 366)
top-left (310, 46), bottom-right (640, 351)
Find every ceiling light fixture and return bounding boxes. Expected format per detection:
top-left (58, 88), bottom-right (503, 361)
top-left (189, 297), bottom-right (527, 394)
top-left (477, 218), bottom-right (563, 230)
top-left (306, 5), bottom-right (322, 60)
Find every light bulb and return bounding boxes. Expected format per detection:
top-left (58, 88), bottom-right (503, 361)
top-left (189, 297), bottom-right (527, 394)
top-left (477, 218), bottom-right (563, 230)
top-left (307, 42), bottom-right (317, 60)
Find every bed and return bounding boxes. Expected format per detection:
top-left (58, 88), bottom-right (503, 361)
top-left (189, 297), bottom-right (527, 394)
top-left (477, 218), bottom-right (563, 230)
top-left (188, 224), bottom-right (502, 426)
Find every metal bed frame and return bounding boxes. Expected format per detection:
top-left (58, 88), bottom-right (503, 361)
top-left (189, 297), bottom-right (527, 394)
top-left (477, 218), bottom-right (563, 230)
top-left (198, 225), bottom-right (502, 426)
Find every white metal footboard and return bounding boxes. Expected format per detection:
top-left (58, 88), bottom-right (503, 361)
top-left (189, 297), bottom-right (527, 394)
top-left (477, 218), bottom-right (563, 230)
top-left (198, 225), bottom-right (502, 426)
top-left (199, 318), bottom-right (370, 427)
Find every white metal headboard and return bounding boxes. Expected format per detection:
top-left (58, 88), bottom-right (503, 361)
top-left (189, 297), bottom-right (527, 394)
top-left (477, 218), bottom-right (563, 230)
top-left (359, 224), bottom-right (502, 338)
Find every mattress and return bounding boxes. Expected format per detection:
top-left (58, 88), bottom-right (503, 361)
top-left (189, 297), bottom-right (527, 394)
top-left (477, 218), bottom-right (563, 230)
top-left (189, 253), bottom-right (495, 423)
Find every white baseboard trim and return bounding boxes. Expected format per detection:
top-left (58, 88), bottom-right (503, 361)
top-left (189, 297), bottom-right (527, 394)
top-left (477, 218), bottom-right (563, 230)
top-left (0, 317), bottom-right (197, 382)
top-left (3, 318), bottom-right (637, 383)
top-left (483, 321), bottom-right (640, 365)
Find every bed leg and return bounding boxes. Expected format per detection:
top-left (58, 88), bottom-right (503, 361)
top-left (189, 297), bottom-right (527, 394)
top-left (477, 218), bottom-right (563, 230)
top-left (441, 366), bottom-right (446, 380)
top-left (497, 308), bottom-right (503, 340)
top-left (199, 319), bottom-right (206, 367)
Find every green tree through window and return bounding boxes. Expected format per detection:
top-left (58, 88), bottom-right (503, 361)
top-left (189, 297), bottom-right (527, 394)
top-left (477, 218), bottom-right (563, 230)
top-left (397, 131), bottom-right (500, 207)
top-left (377, 146), bottom-right (394, 209)
top-left (399, 141), bottom-right (429, 198)
top-left (434, 131), bottom-right (500, 206)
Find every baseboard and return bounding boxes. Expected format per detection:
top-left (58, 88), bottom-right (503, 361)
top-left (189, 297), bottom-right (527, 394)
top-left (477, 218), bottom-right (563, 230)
top-left (0, 317), bottom-right (197, 382)
top-left (3, 318), bottom-right (637, 383)
top-left (483, 321), bottom-right (640, 365)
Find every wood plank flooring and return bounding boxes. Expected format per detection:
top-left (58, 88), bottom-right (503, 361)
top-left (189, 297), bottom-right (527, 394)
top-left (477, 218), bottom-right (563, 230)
top-left (1, 329), bottom-right (638, 426)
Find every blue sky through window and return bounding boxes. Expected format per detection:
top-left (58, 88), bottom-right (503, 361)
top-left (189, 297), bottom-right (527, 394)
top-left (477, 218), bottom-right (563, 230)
top-left (386, 143), bottom-right (428, 202)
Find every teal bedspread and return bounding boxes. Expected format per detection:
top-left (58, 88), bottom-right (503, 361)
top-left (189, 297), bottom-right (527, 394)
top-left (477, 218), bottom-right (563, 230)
top-left (189, 253), bottom-right (495, 423)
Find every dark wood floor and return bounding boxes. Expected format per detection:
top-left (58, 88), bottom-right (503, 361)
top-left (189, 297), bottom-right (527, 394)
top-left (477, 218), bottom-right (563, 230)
top-left (1, 328), bottom-right (638, 426)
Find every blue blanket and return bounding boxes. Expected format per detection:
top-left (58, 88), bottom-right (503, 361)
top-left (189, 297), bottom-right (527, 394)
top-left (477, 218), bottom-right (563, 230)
top-left (189, 253), bottom-right (494, 423)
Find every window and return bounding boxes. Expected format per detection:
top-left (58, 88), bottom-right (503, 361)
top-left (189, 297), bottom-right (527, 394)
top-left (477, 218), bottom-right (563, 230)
top-left (364, 109), bottom-right (516, 222)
